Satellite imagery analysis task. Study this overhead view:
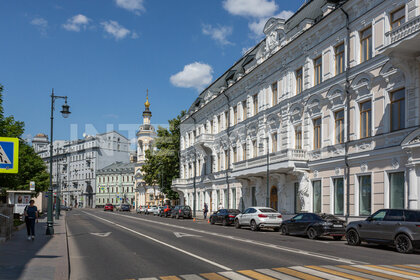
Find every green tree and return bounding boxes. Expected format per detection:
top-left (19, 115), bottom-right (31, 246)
top-left (0, 84), bottom-right (49, 196)
top-left (141, 110), bottom-right (185, 200)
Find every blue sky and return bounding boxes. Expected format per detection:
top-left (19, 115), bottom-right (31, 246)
top-left (0, 0), bottom-right (303, 146)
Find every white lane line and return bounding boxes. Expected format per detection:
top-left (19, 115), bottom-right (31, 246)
top-left (82, 211), bottom-right (231, 271)
top-left (104, 211), bottom-right (364, 265)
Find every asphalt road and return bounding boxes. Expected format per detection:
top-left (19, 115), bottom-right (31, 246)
top-left (66, 209), bottom-right (420, 280)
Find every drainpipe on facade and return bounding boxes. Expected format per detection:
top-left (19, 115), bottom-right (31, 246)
top-left (340, 6), bottom-right (351, 223)
top-left (221, 91), bottom-right (231, 209)
top-left (191, 114), bottom-right (197, 218)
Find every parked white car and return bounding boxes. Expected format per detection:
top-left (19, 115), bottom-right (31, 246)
top-left (148, 206), bottom-right (160, 215)
top-left (234, 207), bottom-right (282, 231)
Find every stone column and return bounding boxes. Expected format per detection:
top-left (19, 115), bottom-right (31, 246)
top-left (408, 165), bottom-right (418, 209)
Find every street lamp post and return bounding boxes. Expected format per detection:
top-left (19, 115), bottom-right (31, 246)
top-left (46, 89), bottom-right (71, 235)
top-left (266, 137), bottom-right (269, 208)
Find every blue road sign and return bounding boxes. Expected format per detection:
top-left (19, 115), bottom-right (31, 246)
top-left (0, 137), bottom-right (19, 173)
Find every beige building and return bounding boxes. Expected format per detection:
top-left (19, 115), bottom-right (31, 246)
top-left (173, 0), bottom-right (420, 219)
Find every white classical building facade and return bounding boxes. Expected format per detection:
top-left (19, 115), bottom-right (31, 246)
top-left (173, 0), bottom-right (420, 219)
top-left (32, 131), bottom-right (130, 208)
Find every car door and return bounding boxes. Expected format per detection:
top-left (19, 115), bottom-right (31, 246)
top-left (218, 209), bottom-right (226, 223)
top-left (241, 208), bottom-right (253, 224)
top-left (382, 209), bottom-right (405, 241)
top-left (287, 214), bottom-right (304, 233)
top-left (300, 214), bottom-right (315, 233)
top-left (358, 209), bottom-right (388, 240)
top-left (239, 208), bottom-right (250, 225)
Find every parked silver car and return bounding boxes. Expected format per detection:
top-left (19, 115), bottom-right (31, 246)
top-left (346, 209), bottom-right (420, 253)
top-left (234, 207), bottom-right (282, 231)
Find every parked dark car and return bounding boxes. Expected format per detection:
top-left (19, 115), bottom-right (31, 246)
top-left (118, 204), bottom-right (131, 212)
top-left (60, 205), bottom-right (72, 211)
top-left (171, 206), bottom-right (192, 219)
top-left (210, 209), bottom-right (241, 226)
top-left (160, 205), bottom-right (173, 217)
top-left (104, 203), bottom-right (114, 211)
top-left (346, 209), bottom-right (420, 253)
top-left (281, 213), bottom-right (346, 240)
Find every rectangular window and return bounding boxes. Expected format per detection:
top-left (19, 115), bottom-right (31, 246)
top-left (224, 150), bottom-right (228, 170)
top-left (313, 117), bottom-right (322, 149)
top-left (242, 101), bottom-right (247, 121)
top-left (210, 120), bottom-right (214, 134)
top-left (313, 180), bottom-right (321, 213)
top-left (225, 111), bottom-right (228, 129)
top-left (390, 88), bottom-right (405, 131)
top-left (296, 68), bottom-right (303, 94)
top-left (217, 154), bottom-right (221, 172)
top-left (217, 115), bottom-right (221, 133)
top-left (314, 56), bottom-right (322, 85)
top-left (360, 26), bottom-right (372, 62)
top-left (252, 140), bottom-right (257, 158)
top-left (391, 6), bottom-right (405, 29)
top-left (295, 182), bottom-right (301, 213)
top-left (360, 100), bottom-right (372, 138)
top-left (334, 178), bottom-right (344, 215)
top-left (359, 175), bottom-right (371, 216)
top-left (335, 110), bottom-right (345, 144)
top-left (233, 106), bottom-right (238, 125)
top-left (295, 126), bottom-right (302, 149)
top-left (233, 147), bottom-right (237, 163)
top-left (271, 133), bottom-right (278, 153)
top-left (272, 82), bottom-right (278, 106)
top-left (251, 187), bottom-right (257, 206)
top-left (232, 188), bottom-right (236, 209)
top-left (253, 94), bottom-right (258, 115)
top-left (335, 43), bottom-right (345, 75)
top-left (390, 172), bottom-right (404, 208)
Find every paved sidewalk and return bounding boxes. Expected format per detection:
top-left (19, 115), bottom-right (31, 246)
top-left (0, 212), bottom-right (69, 280)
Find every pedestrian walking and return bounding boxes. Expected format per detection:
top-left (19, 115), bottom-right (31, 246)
top-left (24, 200), bottom-right (38, 240)
top-left (203, 203), bottom-right (208, 220)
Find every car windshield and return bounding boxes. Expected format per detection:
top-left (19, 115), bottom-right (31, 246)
top-left (259, 208), bottom-right (277, 213)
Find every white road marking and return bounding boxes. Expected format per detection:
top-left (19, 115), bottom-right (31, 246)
top-left (174, 232), bottom-right (201, 238)
top-left (106, 212), bottom-right (365, 265)
top-left (90, 232), bottom-right (111, 237)
top-left (290, 266), bottom-right (347, 280)
top-left (180, 274), bottom-right (205, 280)
top-left (353, 265), bottom-right (418, 280)
top-left (82, 211), bottom-right (231, 271)
top-left (254, 269), bottom-right (300, 280)
top-left (219, 271), bottom-right (253, 280)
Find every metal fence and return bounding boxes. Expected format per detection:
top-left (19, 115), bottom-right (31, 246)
top-left (0, 204), bottom-right (13, 241)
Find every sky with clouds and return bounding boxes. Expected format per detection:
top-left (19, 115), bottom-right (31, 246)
top-left (0, 0), bottom-right (303, 144)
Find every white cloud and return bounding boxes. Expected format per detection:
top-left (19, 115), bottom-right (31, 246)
top-left (202, 24), bottom-right (233, 46)
top-left (31, 17), bottom-right (48, 35)
top-left (170, 62), bottom-right (213, 92)
top-left (248, 10), bottom-right (294, 37)
top-left (63, 14), bottom-right (90, 32)
top-left (101, 20), bottom-right (131, 40)
top-left (115, 0), bottom-right (145, 15)
top-left (223, 0), bottom-right (277, 18)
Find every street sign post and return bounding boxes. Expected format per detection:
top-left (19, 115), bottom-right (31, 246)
top-left (0, 137), bottom-right (19, 174)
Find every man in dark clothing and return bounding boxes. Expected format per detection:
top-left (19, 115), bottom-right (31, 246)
top-left (203, 203), bottom-right (209, 220)
top-left (24, 200), bottom-right (38, 240)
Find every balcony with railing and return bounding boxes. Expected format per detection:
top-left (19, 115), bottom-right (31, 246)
top-left (194, 134), bottom-right (214, 146)
top-left (383, 14), bottom-right (420, 54)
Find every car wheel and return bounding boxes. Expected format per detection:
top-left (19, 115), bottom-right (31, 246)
top-left (346, 229), bottom-right (361, 246)
top-left (210, 217), bottom-right (215, 225)
top-left (234, 219), bottom-right (241, 229)
top-left (273, 227), bottom-right (280, 232)
top-left (307, 227), bottom-right (318, 240)
top-left (280, 225), bottom-right (289, 235)
top-left (250, 220), bottom-right (259, 231)
top-left (395, 234), bottom-right (414, 254)
top-left (333, 236), bottom-right (343, 241)
top-left (222, 219), bottom-right (228, 226)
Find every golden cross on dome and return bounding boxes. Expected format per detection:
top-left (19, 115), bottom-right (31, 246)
top-left (144, 89), bottom-right (150, 109)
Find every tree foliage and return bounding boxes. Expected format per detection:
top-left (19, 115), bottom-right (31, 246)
top-left (0, 84), bottom-right (49, 196)
top-left (141, 110), bottom-right (185, 200)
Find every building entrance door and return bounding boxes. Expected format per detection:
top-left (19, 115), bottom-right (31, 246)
top-left (270, 186), bottom-right (278, 210)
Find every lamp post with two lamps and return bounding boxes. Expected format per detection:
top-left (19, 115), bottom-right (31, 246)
top-left (46, 89), bottom-right (71, 235)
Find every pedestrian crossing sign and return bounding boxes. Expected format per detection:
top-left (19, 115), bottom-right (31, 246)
top-left (0, 137), bottom-right (19, 173)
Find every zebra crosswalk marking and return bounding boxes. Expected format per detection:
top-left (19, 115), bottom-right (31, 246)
top-left (290, 266), bottom-right (346, 280)
top-left (337, 265), bottom-right (409, 280)
top-left (218, 271), bottom-right (253, 280)
top-left (181, 274), bottom-right (206, 280)
top-left (328, 266), bottom-right (388, 280)
top-left (254, 268), bottom-right (299, 280)
top-left (160, 276), bottom-right (182, 280)
top-left (366, 265), bottom-right (420, 278)
top-left (307, 265), bottom-right (369, 280)
top-left (273, 267), bottom-right (323, 280)
top-left (200, 273), bottom-right (229, 280)
top-left (395, 265), bottom-right (420, 272)
top-left (237, 270), bottom-right (277, 280)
